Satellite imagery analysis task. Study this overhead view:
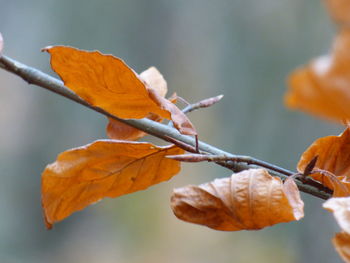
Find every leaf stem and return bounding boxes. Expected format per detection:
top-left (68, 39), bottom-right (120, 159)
top-left (0, 54), bottom-right (331, 200)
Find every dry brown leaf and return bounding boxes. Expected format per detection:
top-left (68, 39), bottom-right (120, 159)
top-left (324, 197), bottom-right (350, 234)
top-left (106, 118), bottom-right (145, 141)
top-left (283, 177), bottom-right (305, 219)
top-left (171, 169), bottom-right (304, 231)
top-left (333, 232), bottom-right (350, 263)
top-left (328, 174), bottom-right (350, 197)
top-left (44, 46), bottom-right (196, 135)
top-left (140, 66), bottom-right (168, 98)
top-left (325, 0), bottom-right (350, 25)
top-left (285, 29), bottom-right (350, 122)
top-left (324, 196), bottom-right (350, 262)
top-left (106, 113), bottom-right (162, 141)
top-left (297, 128), bottom-right (350, 195)
top-left (42, 140), bottom-right (184, 228)
top-left (106, 67), bottom-right (167, 140)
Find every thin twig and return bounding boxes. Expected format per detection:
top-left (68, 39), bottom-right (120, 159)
top-left (168, 94), bottom-right (223, 128)
top-left (182, 95), bottom-right (224, 114)
top-left (0, 54), bottom-right (331, 200)
top-left (167, 154), bottom-right (292, 175)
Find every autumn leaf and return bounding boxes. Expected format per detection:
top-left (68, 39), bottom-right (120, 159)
top-left (106, 116), bottom-right (159, 141)
top-left (106, 67), bottom-right (168, 140)
top-left (325, 0), bottom-right (350, 25)
top-left (324, 197), bottom-right (350, 234)
top-left (323, 193), bottom-right (350, 262)
top-left (285, 29), bottom-right (350, 123)
top-left (42, 140), bottom-right (184, 228)
top-left (44, 46), bottom-right (196, 135)
top-left (297, 127), bottom-right (350, 195)
top-left (106, 67), bottom-right (178, 141)
top-left (171, 169), bottom-right (304, 231)
top-left (333, 232), bottom-right (350, 263)
top-left (140, 66), bottom-right (168, 97)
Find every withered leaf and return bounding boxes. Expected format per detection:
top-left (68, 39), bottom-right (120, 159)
top-left (106, 116), bottom-right (153, 143)
top-left (106, 113), bottom-right (162, 141)
top-left (285, 29), bottom-right (350, 123)
top-left (42, 140), bottom-right (184, 228)
top-left (297, 127), bottom-right (350, 195)
top-left (333, 232), bottom-right (350, 263)
top-left (171, 169), bottom-right (304, 231)
top-left (106, 67), bottom-right (167, 141)
top-left (44, 46), bottom-right (196, 135)
top-left (325, 0), bottom-right (350, 25)
top-left (140, 66), bottom-right (168, 98)
top-left (324, 197), bottom-right (350, 234)
top-left (324, 197), bottom-right (350, 262)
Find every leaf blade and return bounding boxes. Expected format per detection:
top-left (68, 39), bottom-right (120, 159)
top-left (285, 29), bottom-right (350, 122)
top-left (42, 140), bottom-right (184, 228)
top-left (171, 169), bottom-right (304, 231)
top-left (44, 46), bottom-right (196, 135)
top-left (297, 127), bottom-right (350, 195)
top-left (333, 232), bottom-right (350, 263)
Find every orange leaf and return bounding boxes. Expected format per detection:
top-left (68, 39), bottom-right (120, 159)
top-left (106, 67), bottom-right (167, 140)
top-left (285, 29), bottom-right (350, 123)
top-left (324, 197), bottom-right (350, 234)
top-left (325, 0), bottom-right (350, 25)
top-left (333, 232), bottom-right (350, 263)
top-left (42, 140), bottom-right (184, 228)
top-left (44, 46), bottom-right (196, 135)
top-left (171, 169), bottom-right (304, 231)
top-left (297, 127), bottom-right (350, 195)
top-left (106, 113), bottom-right (162, 141)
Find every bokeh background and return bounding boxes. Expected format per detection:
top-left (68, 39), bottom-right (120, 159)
top-left (0, 0), bottom-right (344, 262)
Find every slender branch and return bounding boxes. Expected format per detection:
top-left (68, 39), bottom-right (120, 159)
top-left (0, 54), bottom-right (331, 200)
top-left (182, 95), bottom-right (224, 114)
top-left (167, 94), bottom-right (223, 128)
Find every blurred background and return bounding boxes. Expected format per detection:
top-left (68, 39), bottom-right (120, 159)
top-left (0, 0), bottom-right (344, 262)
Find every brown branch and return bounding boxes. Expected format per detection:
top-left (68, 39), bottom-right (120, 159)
top-left (0, 54), bottom-right (331, 200)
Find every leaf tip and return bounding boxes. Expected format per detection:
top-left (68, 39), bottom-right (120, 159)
top-left (43, 213), bottom-right (53, 230)
top-left (41, 46), bottom-right (53, 53)
top-left (217, 94), bottom-right (224, 100)
top-left (0, 32), bottom-right (3, 54)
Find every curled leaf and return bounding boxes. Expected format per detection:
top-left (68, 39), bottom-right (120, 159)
top-left (324, 197), bottom-right (350, 234)
top-left (325, 0), bottom-right (350, 26)
top-left (285, 29), bottom-right (350, 122)
top-left (283, 177), bottom-right (305, 219)
top-left (333, 232), bottom-right (350, 263)
top-left (171, 169), bottom-right (304, 231)
top-left (297, 127), bottom-right (350, 195)
top-left (140, 66), bottom-right (168, 97)
top-left (147, 88), bottom-right (196, 135)
top-left (44, 46), bottom-right (196, 135)
top-left (324, 197), bottom-right (350, 262)
top-left (42, 140), bottom-right (184, 228)
top-left (106, 67), bottom-right (168, 140)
